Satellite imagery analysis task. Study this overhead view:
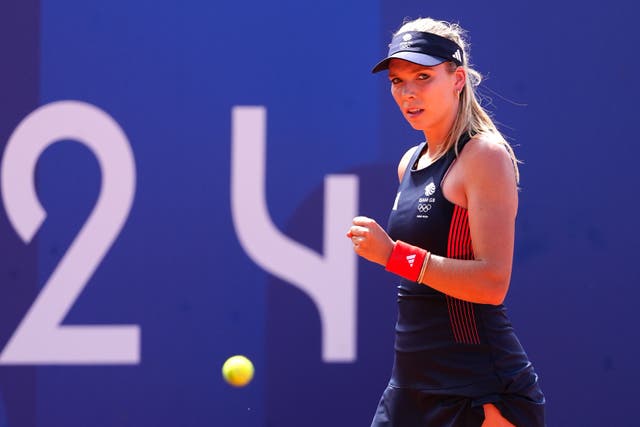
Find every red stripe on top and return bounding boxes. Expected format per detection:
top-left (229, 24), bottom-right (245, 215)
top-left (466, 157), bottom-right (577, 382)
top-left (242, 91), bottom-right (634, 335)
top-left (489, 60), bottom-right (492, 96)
top-left (446, 297), bottom-right (460, 342)
top-left (446, 206), bottom-right (480, 345)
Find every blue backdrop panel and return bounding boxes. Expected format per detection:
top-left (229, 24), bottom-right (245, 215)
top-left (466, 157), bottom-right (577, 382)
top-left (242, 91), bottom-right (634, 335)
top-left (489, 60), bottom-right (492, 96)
top-left (33, 1), bottom-right (378, 427)
top-left (0, 0), bottom-right (39, 426)
top-left (0, 0), bottom-right (638, 426)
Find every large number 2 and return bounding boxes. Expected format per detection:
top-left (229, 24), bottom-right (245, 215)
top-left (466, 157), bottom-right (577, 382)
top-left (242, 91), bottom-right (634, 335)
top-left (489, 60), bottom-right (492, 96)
top-left (0, 101), bottom-right (140, 365)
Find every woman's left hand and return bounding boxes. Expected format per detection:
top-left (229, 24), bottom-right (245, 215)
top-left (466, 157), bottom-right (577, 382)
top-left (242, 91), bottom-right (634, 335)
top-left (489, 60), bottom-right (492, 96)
top-left (346, 216), bottom-right (395, 266)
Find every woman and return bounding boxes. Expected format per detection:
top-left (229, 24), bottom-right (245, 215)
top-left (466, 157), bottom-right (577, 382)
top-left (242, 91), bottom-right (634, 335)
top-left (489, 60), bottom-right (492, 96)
top-left (347, 18), bottom-right (545, 426)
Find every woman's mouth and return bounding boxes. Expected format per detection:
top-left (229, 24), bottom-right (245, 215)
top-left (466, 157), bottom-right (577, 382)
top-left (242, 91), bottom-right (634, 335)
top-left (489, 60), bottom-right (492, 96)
top-left (406, 108), bottom-right (424, 118)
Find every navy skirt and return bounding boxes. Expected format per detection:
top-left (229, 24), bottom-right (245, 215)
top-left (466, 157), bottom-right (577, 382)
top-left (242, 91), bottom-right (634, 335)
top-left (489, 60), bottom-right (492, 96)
top-left (370, 378), bottom-right (545, 427)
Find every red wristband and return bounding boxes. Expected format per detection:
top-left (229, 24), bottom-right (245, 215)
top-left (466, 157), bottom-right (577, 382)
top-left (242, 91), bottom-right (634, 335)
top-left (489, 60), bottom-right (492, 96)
top-left (385, 240), bottom-right (427, 281)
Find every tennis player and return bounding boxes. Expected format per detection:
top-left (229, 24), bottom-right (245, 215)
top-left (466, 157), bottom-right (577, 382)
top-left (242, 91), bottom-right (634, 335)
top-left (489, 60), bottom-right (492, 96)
top-left (347, 17), bottom-right (545, 427)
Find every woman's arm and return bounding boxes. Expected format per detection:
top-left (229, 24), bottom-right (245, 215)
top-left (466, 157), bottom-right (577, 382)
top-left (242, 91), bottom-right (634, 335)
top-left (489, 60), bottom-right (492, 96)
top-left (421, 137), bottom-right (518, 304)
top-left (348, 137), bottom-right (518, 305)
top-left (346, 144), bottom-right (418, 265)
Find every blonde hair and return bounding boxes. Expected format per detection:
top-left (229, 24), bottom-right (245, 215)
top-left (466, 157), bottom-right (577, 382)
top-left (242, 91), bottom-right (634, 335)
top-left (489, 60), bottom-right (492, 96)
top-left (394, 17), bottom-right (520, 183)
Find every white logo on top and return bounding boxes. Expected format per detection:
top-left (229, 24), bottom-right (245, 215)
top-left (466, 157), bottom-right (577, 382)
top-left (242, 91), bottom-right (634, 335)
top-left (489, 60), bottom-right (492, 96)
top-left (424, 182), bottom-right (436, 196)
top-left (452, 49), bottom-right (462, 62)
top-left (392, 192), bottom-right (401, 210)
top-left (402, 33), bottom-right (412, 41)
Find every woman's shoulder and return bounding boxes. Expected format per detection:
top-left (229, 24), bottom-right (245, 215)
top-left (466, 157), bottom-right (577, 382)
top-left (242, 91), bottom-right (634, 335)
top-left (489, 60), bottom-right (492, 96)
top-left (464, 132), bottom-right (506, 152)
top-left (397, 144), bottom-right (422, 182)
top-left (459, 132), bottom-right (518, 185)
top-left (461, 133), bottom-right (514, 166)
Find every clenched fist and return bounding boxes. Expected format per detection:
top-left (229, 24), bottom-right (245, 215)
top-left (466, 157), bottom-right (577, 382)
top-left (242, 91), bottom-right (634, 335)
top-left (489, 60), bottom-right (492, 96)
top-left (346, 216), bottom-right (395, 266)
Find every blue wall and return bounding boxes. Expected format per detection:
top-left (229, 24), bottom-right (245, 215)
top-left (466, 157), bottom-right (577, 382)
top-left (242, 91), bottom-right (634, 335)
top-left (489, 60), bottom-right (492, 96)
top-left (0, 0), bottom-right (638, 426)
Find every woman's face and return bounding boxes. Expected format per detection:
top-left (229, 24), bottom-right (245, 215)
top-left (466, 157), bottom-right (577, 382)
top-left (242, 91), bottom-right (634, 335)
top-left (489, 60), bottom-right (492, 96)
top-left (388, 59), bottom-right (464, 135)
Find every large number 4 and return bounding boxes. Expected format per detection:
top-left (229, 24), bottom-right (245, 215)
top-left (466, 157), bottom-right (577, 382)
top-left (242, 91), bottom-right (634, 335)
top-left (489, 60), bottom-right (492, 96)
top-left (0, 101), bottom-right (140, 365)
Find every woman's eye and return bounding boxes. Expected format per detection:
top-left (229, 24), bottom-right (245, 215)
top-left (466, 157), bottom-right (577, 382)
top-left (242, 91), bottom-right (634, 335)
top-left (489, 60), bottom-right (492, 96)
top-left (390, 78), bottom-right (402, 85)
top-left (418, 73), bottom-right (429, 80)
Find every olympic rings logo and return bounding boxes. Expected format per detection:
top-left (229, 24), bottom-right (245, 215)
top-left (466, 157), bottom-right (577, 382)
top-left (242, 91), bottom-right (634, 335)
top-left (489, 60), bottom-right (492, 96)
top-left (417, 204), bottom-right (431, 213)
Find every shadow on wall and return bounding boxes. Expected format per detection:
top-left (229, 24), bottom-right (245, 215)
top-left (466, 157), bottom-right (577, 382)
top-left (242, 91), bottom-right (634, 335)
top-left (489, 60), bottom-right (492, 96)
top-left (265, 163), bottom-right (400, 427)
top-left (0, 389), bottom-right (8, 427)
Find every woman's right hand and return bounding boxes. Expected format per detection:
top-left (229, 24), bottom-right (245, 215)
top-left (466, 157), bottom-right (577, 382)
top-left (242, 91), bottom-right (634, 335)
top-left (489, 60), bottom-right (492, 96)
top-left (346, 216), bottom-right (395, 266)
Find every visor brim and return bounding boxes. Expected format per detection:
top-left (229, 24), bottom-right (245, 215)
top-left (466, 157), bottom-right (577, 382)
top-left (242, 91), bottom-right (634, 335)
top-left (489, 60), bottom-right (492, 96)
top-left (371, 52), bottom-right (448, 73)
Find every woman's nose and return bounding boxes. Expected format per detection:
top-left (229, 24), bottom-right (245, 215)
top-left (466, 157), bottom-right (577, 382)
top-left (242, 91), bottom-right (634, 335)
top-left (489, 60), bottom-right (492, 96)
top-left (401, 82), bottom-right (416, 98)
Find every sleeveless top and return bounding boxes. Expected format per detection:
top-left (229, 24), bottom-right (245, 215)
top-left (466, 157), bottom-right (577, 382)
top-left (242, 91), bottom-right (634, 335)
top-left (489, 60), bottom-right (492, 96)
top-left (386, 134), bottom-right (535, 398)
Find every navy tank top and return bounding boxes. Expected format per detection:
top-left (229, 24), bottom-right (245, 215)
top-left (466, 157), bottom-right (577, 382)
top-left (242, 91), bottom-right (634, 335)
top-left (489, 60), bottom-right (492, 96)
top-left (386, 135), bottom-right (536, 398)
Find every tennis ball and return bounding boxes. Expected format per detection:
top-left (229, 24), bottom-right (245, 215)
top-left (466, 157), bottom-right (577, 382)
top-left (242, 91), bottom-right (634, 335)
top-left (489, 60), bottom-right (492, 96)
top-left (222, 355), bottom-right (254, 387)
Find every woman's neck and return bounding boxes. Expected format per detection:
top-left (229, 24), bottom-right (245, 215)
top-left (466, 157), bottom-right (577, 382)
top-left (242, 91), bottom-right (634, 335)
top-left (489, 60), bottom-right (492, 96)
top-left (423, 128), bottom-right (449, 155)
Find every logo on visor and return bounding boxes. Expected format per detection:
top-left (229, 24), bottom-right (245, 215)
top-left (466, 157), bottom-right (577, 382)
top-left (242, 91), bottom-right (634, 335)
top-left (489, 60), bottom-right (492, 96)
top-left (453, 49), bottom-right (462, 62)
top-left (402, 33), bottom-right (413, 41)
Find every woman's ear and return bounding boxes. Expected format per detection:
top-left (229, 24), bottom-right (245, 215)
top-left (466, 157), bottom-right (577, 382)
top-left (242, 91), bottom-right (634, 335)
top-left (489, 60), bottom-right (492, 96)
top-left (454, 66), bottom-right (466, 92)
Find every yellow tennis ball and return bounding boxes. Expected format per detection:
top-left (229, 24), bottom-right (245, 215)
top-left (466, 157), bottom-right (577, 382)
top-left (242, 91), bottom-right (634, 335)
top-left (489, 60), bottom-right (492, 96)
top-left (222, 355), bottom-right (254, 387)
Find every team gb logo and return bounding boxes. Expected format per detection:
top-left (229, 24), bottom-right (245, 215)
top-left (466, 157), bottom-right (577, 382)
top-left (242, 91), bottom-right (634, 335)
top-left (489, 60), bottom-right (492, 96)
top-left (424, 182), bottom-right (436, 197)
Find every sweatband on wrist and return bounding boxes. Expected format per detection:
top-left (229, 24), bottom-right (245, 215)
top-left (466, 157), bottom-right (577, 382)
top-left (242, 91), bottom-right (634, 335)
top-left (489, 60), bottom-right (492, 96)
top-left (385, 240), bottom-right (427, 282)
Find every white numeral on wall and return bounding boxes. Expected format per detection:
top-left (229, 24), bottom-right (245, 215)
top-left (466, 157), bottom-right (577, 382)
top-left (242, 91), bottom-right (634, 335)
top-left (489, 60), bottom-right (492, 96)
top-left (231, 106), bottom-right (359, 362)
top-left (0, 100), bottom-right (140, 364)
